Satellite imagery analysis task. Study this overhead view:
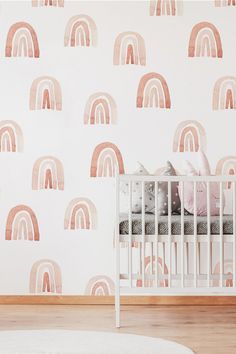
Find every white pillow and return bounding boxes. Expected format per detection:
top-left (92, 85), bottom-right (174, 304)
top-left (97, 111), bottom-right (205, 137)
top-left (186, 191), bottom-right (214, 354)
top-left (120, 162), bottom-right (155, 213)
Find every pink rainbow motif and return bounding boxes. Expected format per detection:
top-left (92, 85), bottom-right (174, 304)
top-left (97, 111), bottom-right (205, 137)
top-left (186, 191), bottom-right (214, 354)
top-left (213, 260), bottom-right (233, 287)
top-left (5, 22), bottom-right (40, 58)
top-left (64, 198), bottom-right (97, 230)
top-left (149, 0), bottom-right (183, 16)
top-left (0, 120), bottom-right (23, 152)
top-left (215, 0), bottom-right (235, 6)
top-left (30, 76), bottom-right (62, 111)
top-left (32, 0), bottom-right (64, 7)
top-left (32, 156), bottom-right (64, 190)
top-left (173, 120), bottom-right (207, 152)
top-left (136, 256), bottom-right (168, 288)
top-left (113, 31), bottom-right (146, 65)
top-left (85, 276), bottom-right (115, 296)
top-left (84, 92), bottom-right (117, 124)
top-left (90, 142), bottom-right (124, 177)
top-left (215, 156), bottom-right (236, 189)
top-left (213, 76), bottom-right (236, 110)
top-left (6, 205), bottom-right (40, 241)
top-left (64, 15), bottom-right (97, 47)
top-left (136, 72), bottom-right (171, 108)
top-left (29, 259), bottom-right (62, 294)
top-left (188, 22), bottom-right (223, 58)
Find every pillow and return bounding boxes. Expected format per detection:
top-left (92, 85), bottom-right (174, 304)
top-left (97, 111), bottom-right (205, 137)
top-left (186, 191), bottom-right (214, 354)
top-left (154, 161), bottom-right (181, 215)
top-left (120, 162), bottom-right (155, 213)
top-left (179, 151), bottom-right (223, 216)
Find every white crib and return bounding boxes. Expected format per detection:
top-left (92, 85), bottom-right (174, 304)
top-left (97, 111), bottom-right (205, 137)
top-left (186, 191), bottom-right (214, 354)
top-left (115, 173), bottom-right (236, 327)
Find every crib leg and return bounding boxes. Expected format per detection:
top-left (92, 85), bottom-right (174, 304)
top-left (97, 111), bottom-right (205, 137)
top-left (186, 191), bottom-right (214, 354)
top-left (115, 290), bottom-right (120, 328)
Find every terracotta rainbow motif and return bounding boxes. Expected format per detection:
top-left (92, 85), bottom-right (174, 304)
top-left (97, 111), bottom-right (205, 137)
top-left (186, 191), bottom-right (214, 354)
top-left (32, 156), bottom-right (64, 190)
top-left (216, 156), bottom-right (236, 188)
top-left (213, 76), bottom-right (236, 110)
top-left (5, 22), bottom-right (40, 58)
top-left (113, 31), bottom-right (146, 65)
top-left (84, 92), bottom-right (117, 124)
top-left (0, 120), bottom-right (23, 152)
top-left (64, 198), bottom-right (97, 230)
top-left (6, 205), bottom-right (40, 241)
top-left (136, 72), bottom-right (171, 108)
top-left (64, 15), bottom-right (97, 47)
top-left (188, 22), bottom-right (223, 58)
top-left (30, 76), bottom-right (62, 111)
top-left (215, 0), bottom-right (235, 6)
top-left (213, 260), bottom-right (233, 287)
top-left (136, 256), bottom-right (168, 287)
top-left (173, 120), bottom-right (207, 152)
top-left (85, 275), bottom-right (115, 295)
top-left (30, 259), bottom-right (62, 294)
top-left (90, 142), bottom-right (124, 177)
top-left (32, 0), bottom-right (64, 6)
top-left (149, 0), bottom-right (183, 16)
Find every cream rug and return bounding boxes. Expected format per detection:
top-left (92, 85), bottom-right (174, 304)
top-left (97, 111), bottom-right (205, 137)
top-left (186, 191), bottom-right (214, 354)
top-left (0, 330), bottom-right (195, 354)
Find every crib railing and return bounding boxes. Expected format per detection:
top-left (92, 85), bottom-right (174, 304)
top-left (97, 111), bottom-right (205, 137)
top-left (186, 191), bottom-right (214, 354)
top-left (115, 174), bottom-right (236, 327)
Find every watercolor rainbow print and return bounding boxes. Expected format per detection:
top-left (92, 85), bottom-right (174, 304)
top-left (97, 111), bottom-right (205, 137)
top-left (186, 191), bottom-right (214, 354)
top-left (90, 142), bottom-right (124, 177)
top-left (84, 92), bottom-right (117, 124)
top-left (30, 259), bottom-right (62, 294)
top-left (85, 276), bottom-right (115, 296)
top-left (5, 22), bottom-right (39, 58)
top-left (136, 72), bottom-right (171, 108)
top-left (213, 76), bottom-right (236, 110)
top-left (215, 0), bottom-right (235, 6)
top-left (216, 156), bottom-right (236, 188)
top-left (173, 120), bottom-right (207, 152)
top-left (149, 0), bottom-right (183, 16)
top-left (30, 76), bottom-right (62, 111)
top-left (6, 205), bottom-right (40, 241)
top-left (136, 256), bottom-right (168, 288)
top-left (32, 0), bottom-right (64, 7)
top-left (188, 22), bottom-right (223, 58)
top-left (113, 31), bottom-right (146, 65)
top-left (32, 156), bottom-right (64, 190)
top-left (64, 15), bottom-right (97, 47)
top-left (0, 120), bottom-right (23, 152)
top-left (64, 198), bottom-right (97, 230)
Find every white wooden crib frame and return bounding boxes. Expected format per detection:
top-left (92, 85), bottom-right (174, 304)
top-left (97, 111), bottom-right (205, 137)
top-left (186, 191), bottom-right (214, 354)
top-left (115, 174), bottom-right (236, 327)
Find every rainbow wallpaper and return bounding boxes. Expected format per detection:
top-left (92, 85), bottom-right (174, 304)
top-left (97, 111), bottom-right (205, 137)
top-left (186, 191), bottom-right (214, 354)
top-left (0, 0), bottom-right (235, 295)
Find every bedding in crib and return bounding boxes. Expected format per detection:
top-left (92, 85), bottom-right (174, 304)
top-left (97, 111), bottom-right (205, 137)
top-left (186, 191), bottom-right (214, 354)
top-left (121, 161), bottom-right (181, 215)
top-left (179, 151), bottom-right (223, 216)
top-left (119, 213), bottom-right (233, 235)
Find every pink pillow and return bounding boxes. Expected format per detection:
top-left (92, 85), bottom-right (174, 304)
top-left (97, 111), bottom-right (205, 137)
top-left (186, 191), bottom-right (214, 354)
top-left (179, 151), bottom-right (223, 216)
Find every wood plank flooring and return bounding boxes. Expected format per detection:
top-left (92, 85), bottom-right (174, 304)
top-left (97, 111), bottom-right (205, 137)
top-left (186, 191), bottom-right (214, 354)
top-left (0, 305), bottom-right (235, 354)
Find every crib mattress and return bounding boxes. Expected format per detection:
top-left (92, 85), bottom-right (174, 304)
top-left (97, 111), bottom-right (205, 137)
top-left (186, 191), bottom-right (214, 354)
top-left (119, 213), bottom-right (233, 235)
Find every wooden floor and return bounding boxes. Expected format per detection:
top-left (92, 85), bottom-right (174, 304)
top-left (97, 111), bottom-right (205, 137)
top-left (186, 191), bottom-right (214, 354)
top-left (0, 305), bottom-right (235, 354)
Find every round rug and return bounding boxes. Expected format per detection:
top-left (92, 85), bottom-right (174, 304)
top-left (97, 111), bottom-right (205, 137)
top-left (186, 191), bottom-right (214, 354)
top-left (0, 330), bottom-right (194, 354)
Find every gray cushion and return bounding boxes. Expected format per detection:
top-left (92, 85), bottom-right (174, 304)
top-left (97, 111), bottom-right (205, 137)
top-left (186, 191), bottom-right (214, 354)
top-left (119, 213), bottom-right (233, 235)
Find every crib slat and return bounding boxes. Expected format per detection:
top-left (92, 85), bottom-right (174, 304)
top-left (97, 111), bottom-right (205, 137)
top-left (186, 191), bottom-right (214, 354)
top-left (220, 182), bottom-right (223, 288)
top-left (141, 181), bottom-right (145, 287)
top-left (193, 181), bottom-right (197, 288)
top-left (180, 181), bottom-right (184, 288)
top-left (168, 181), bottom-right (171, 288)
top-left (115, 175), bottom-right (120, 328)
top-left (155, 181), bottom-right (159, 287)
top-left (128, 181), bottom-right (132, 288)
top-left (233, 182), bottom-right (236, 287)
top-left (207, 181), bottom-right (211, 288)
